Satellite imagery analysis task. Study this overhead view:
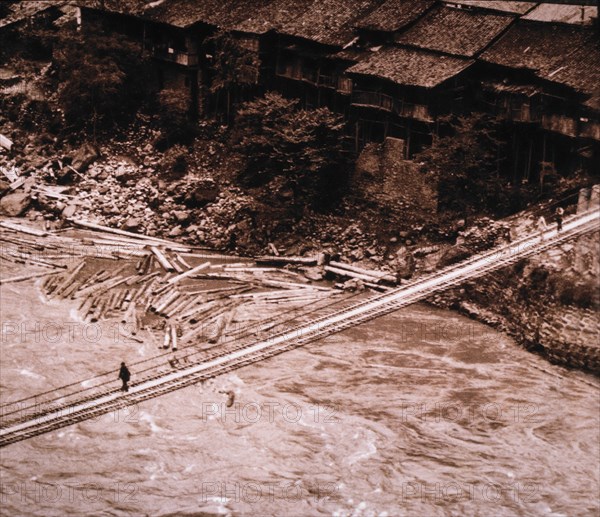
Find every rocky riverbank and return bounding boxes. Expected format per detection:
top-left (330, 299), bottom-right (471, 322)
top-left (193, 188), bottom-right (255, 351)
top-left (430, 206), bottom-right (600, 376)
top-left (0, 117), bottom-right (515, 284)
top-left (2, 124), bottom-right (598, 374)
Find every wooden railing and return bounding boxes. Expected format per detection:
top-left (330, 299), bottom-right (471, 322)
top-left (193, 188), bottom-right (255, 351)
top-left (153, 47), bottom-right (199, 66)
top-left (351, 91), bottom-right (433, 121)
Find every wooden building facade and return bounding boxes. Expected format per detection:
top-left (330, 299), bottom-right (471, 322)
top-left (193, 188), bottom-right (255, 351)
top-left (74, 0), bottom-right (599, 179)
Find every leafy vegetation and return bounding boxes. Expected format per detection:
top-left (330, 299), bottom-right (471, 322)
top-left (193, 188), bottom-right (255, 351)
top-left (45, 21), bottom-right (154, 138)
top-left (206, 32), bottom-right (261, 120)
top-left (234, 92), bottom-right (349, 207)
top-left (155, 88), bottom-right (197, 149)
top-left (415, 113), bottom-right (510, 217)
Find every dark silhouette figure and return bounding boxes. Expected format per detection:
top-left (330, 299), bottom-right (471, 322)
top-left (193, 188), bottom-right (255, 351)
top-left (555, 207), bottom-right (564, 232)
top-left (119, 362), bottom-right (131, 392)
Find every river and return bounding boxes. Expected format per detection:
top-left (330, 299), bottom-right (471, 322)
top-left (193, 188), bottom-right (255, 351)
top-left (0, 271), bottom-right (599, 516)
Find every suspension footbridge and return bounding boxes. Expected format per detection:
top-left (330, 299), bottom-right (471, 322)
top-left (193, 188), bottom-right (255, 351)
top-left (1, 207), bottom-right (598, 447)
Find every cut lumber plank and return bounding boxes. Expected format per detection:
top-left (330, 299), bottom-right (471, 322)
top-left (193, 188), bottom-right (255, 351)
top-left (324, 265), bottom-right (384, 284)
top-left (0, 270), bottom-right (61, 285)
top-left (150, 246), bottom-right (175, 272)
top-left (175, 254), bottom-right (191, 269)
top-left (255, 255), bottom-right (317, 266)
top-left (223, 267), bottom-right (279, 273)
top-left (167, 261), bottom-right (211, 285)
top-left (53, 261), bottom-right (86, 296)
top-left (0, 221), bottom-right (48, 237)
top-left (162, 327), bottom-right (171, 349)
top-left (329, 261), bottom-right (396, 283)
top-left (181, 252), bottom-right (250, 261)
top-left (0, 134), bottom-right (13, 152)
top-left (171, 257), bottom-right (184, 273)
top-left (258, 279), bottom-right (332, 291)
top-left (171, 325), bottom-right (178, 351)
top-left (9, 177), bottom-right (26, 191)
top-left (67, 218), bottom-right (190, 249)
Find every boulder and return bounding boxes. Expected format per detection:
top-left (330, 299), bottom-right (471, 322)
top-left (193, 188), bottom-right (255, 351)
top-left (342, 278), bottom-right (365, 292)
top-left (115, 165), bottom-right (130, 181)
top-left (0, 192), bottom-right (31, 216)
top-left (173, 210), bottom-right (191, 224)
top-left (186, 183), bottom-right (219, 207)
top-left (22, 176), bottom-right (37, 193)
top-left (303, 267), bottom-right (324, 282)
top-left (122, 217), bottom-right (142, 232)
top-left (438, 245), bottom-right (470, 268)
top-left (394, 246), bottom-right (415, 279)
top-left (71, 143), bottom-right (99, 173)
top-left (61, 203), bottom-right (77, 219)
top-left (0, 179), bottom-right (10, 196)
top-left (168, 225), bottom-right (183, 238)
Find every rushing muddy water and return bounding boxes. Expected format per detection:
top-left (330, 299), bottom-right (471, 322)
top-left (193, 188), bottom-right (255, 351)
top-left (1, 274), bottom-right (599, 517)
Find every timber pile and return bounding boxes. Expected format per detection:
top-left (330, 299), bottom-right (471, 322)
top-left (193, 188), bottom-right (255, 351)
top-left (2, 217), bottom-right (346, 357)
top-left (325, 261), bottom-right (397, 286)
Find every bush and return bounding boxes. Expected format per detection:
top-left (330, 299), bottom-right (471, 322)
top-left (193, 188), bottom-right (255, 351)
top-left (234, 92), bottom-right (349, 206)
top-left (572, 283), bottom-right (598, 309)
top-left (155, 89), bottom-right (196, 149)
top-left (415, 113), bottom-right (509, 217)
top-left (158, 144), bottom-right (189, 179)
top-left (45, 21), bottom-right (154, 138)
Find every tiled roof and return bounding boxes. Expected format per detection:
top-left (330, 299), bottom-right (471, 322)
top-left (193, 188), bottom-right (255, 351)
top-left (544, 43), bottom-right (600, 111)
top-left (442, 1), bottom-right (536, 15)
top-left (83, 0), bottom-right (384, 47)
top-left (347, 46), bottom-right (473, 88)
top-left (144, 0), bottom-right (273, 29)
top-left (0, 1), bottom-right (63, 29)
top-left (395, 5), bottom-right (515, 57)
top-left (77, 0), bottom-right (149, 17)
top-left (231, 0), bottom-right (316, 35)
top-left (356, 0), bottom-right (434, 33)
top-left (522, 3), bottom-right (598, 25)
top-left (277, 0), bottom-right (385, 47)
top-left (481, 22), bottom-right (599, 100)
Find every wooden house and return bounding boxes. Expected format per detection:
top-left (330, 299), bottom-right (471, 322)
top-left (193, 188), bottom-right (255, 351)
top-left (479, 20), bottom-right (600, 181)
top-left (347, 46), bottom-right (474, 154)
top-left (270, 0), bottom-right (387, 116)
top-left (354, 0), bottom-right (435, 44)
top-left (347, 4), bottom-right (515, 154)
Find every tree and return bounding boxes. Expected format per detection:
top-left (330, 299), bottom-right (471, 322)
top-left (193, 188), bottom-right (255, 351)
top-left (415, 113), bottom-right (509, 217)
top-left (155, 88), bottom-right (196, 149)
top-left (47, 21), bottom-right (153, 138)
top-left (206, 31), bottom-right (261, 120)
top-left (234, 92), bottom-right (349, 206)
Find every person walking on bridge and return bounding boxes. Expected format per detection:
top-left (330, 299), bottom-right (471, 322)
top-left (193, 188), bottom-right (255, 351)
top-left (555, 207), bottom-right (564, 232)
top-left (119, 362), bottom-right (131, 392)
top-left (537, 215), bottom-right (548, 241)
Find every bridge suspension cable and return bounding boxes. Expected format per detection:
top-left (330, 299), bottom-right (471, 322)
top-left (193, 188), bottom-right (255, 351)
top-left (1, 204), bottom-right (598, 448)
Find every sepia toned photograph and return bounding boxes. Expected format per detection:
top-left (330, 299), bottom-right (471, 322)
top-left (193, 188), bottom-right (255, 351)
top-left (0, 0), bottom-right (598, 515)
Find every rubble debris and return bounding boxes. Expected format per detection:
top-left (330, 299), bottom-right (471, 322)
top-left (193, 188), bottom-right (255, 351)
top-left (0, 134), bottom-right (13, 152)
top-left (0, 192), bottom-right (31, 216)
top-left (329, 260), bottom-right (396, 284)
top-left (70, 143), bottom-right (100, 173)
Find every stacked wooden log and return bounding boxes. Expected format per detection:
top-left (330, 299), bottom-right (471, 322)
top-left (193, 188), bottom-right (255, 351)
top-left (2, 218), bottom-right (345, 357)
